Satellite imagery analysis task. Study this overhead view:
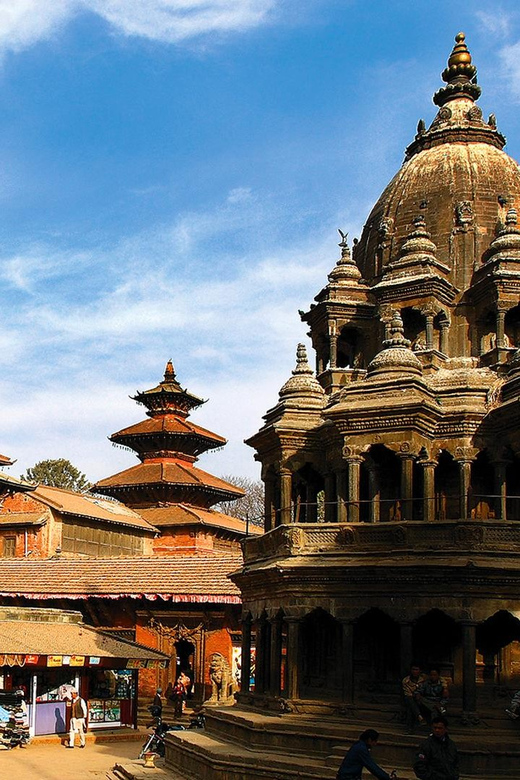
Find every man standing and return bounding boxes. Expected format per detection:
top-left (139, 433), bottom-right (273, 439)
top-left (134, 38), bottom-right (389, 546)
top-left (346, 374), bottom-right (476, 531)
top-left (414, 716), bottom-right (459, 780)
top-left (402, 663), bottom-right (427, 731)
top-left (68, 689), bottom-right (88, 748)
top-left (336, 728), bottom-right (397, 780)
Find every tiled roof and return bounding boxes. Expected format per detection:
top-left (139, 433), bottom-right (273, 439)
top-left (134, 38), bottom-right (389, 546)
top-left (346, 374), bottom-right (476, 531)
top-left (0, 554), bottom-right (242, 603)
top-left (31, 485), bottom-right (156, 533)
top-left (95, 461), bottom-right (245, 499)
top-left (0, 511), bottom-right (48, 527)
top-left (0, 471), bottom-right (35, 492)
top-left (137, 504), bottom-right (262, 536)
top-left (0, 619), bottom-right (168, 659)
top-left (0, 454), bottom-right (13, 466)
top-left (112, 415), bottom-right (226, 446)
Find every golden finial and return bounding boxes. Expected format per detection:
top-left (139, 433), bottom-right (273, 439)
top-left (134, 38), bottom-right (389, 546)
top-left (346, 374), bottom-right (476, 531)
top-left (433, 32), bottom-right (481, 107)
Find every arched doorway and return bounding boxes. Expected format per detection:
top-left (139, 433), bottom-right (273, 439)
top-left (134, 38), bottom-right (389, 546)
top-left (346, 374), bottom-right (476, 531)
top-left (354, 608), bottom-right (400, 686)
top-left (477, 611), bottom-right (520, 686)
top-left (413, 610), bottom-right (461, 682)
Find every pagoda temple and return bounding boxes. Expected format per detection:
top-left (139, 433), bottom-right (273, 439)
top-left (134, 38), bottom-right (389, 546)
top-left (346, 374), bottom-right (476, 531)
top-left (94, 360), bottom-right (246, 552)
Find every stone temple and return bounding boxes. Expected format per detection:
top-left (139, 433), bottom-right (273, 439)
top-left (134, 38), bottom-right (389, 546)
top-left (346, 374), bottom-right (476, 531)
top-left (165, 33), bottom-right (520, 780)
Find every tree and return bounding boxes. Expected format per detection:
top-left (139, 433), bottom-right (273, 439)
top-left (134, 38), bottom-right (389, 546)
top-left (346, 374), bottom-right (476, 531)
top-left (216, 475), bottom-right (264, 527)
top-left (21, 458), bottom-right (91, 492)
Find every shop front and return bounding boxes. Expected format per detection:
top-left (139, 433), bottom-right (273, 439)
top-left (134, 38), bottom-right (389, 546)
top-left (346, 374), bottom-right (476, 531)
top-left (0, 607), bottom-right (168, 736)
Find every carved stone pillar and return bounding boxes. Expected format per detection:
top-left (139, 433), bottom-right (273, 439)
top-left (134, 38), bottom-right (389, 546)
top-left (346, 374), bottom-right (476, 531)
top-left (240, 615), bottom-right (252, 693)
top-left (324, 472), bottom-right (336, 523)
top-left (496, 307), bottom-right (506, 349)
top-left (330, 333), bottom-right (338, 370)
top-left (285, 617), bottom-right (301, 700)
top-left (425, 314), bottom-right (434, 350)
top-left (264, 474), bottom-right (276, 532)
top-left (339, 619), bottom-right (355, 706)
top-left (457, 459), bottom-right (472, 519)
top-left (461, 621), bottom-right (478, 720)
top-left (335, 467), bottom-right (348, 524)
top-left (494, 461), bottom-right (507, 521)
top-left (399, 452), bottom-right (414, 521)
top-left (279, 468), bottom-right (293, 525)
top-left (366, 461), bottom-right (380, 523)
top-left (420, 460), bottom-right (436, 522)
top-left (346, 456), bottom-right (362, 523)
top-left (269, 616), bottom-right (283, 697)
top-left (439, 321), bottom-right (449, 355)
top-left (317, 355), bottom-right (324, 375)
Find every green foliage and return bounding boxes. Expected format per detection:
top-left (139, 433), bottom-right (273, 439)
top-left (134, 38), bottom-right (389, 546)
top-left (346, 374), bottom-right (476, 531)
top-left (21, 458), bottom-right (91, 492)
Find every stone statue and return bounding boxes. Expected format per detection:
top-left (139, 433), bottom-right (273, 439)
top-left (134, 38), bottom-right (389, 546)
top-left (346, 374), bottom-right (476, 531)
top-left (205, 652), bottom-right (236, 706)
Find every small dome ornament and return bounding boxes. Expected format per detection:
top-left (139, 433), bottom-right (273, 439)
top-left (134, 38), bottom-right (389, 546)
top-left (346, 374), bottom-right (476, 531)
top-left (486, 207), bottom-right (520, 262)
top-left (328, 230), bottom-right (361, 283)
top-left (279, 344), bottom-right (325, 400)
top-left (367, 312), bottom-right (422, 378)
top-left (434, 32), bottom-right (481, 107)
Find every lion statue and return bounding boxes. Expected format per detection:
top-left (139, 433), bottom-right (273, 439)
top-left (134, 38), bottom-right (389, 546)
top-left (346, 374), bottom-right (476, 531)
top-left (205, 652), bottom-right (236, 706)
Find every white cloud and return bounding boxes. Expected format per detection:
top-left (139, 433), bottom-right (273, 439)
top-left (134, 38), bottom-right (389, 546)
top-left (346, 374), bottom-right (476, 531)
top-left (500, 40), bottom-right (520, 100)
top-left (476, 10), bottom-right (512, 39)
top-left (0, 0), bottom-right (278, 55)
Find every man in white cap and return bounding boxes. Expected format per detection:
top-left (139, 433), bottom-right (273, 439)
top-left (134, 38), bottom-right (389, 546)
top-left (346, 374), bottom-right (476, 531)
top-left (68, 689), bottom-right (88, 748)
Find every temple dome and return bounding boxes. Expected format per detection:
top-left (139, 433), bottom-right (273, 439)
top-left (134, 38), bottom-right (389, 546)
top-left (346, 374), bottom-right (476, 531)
top-left (353, 34), bottom-right (520, 289)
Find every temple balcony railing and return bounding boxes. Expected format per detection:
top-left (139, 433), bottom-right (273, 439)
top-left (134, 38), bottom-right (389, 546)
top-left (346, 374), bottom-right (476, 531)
top-left (242, 516), bottom-right (520, 565)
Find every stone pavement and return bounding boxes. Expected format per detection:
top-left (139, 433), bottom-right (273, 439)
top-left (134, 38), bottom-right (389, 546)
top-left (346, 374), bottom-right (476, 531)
top-left (0, 738), bottom-right (145, 779)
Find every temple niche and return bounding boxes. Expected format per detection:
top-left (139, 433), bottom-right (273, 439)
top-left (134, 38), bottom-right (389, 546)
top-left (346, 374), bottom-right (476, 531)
top-left (163, 32), bottom-right (520, 780)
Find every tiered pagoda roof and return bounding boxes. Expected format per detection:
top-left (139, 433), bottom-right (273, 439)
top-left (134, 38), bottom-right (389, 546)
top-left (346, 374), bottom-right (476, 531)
top-left (94, 361), bottom-right (244, 516)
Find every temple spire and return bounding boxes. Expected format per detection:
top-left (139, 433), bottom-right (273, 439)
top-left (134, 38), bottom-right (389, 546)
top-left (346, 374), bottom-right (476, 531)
top-left (164, 359), bottom-right (176, 382)
top-left (434, 32), bottom-right (481, 107)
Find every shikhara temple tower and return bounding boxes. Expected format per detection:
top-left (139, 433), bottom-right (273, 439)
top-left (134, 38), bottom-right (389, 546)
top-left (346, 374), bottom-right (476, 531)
top-left (94, 361), bottom-right (245, 551)
top-left (229, 32), bottom-right (520, 732)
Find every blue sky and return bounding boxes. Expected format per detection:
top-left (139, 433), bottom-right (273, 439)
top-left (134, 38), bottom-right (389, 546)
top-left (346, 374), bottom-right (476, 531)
top-left (0, 1), bottom-right (519, 483)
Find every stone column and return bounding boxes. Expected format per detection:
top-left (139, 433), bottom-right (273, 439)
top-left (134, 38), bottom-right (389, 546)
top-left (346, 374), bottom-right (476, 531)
top-left (339, 619), bottom-right (355, 706)
top-left (324, 472), bottom-right (336, 523)
top-left (425, 314), bottom-right (434, 351)
top-left (240, 616), bottom-right (252, 693)
top-left (279, 468), bottom-right (293, 525)
top-left (269, 616), bottom-right (283, 697)
top-left (264, 474), bottom-right (276, 532)
top-left (399, 454), bottom-right (414, 521)
top-left (496, 307), bottom-right (506, 349)
top-left (400, 622), bottom-right (413, 678)
top-left (494, 461), bottom-right (507, 521)
top-left (285, 617), bottom-right (301, 700)
top-left (461, 621), bottom-right (478, 720)
top-left (317, 355), bottom-right (324, 374)
top-left (346, 457), bottom-right (362, 523)
top-left (330, 334), bottom-right (338, 370)
top-left (439, 321), bottom-right (449, 355)
top-left (335, 467), bottom-right (348, 523)
top-left (458, 459), bottom-right (472, 519)
top-left (420, 460), bottom-right (436, 522)
top-left (366, 462), bottom-right (380, 523)
top-left (255, 617), bottom-right (270, 694)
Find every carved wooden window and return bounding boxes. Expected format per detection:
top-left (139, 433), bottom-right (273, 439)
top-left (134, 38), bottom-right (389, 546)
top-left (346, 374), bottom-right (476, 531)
top-left (2, 536), bottom-right (16, 557)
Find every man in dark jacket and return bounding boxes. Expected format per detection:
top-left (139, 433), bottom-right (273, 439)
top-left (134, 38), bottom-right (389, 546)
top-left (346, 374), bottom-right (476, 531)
top-left (336, 729), bottom-right (396, 780)
top-left (413, 716), bottom-right (459, 780)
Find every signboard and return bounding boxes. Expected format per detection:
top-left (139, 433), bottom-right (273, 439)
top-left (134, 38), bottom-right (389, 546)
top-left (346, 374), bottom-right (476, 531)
top-left (70, 655), bottom-right (85, 667)
top-left (25, 654), bottom-right (39, 665)
top-left (89, 657), bottom-right (101, 665)
top-left (47, 655), bottom-right (63, 667)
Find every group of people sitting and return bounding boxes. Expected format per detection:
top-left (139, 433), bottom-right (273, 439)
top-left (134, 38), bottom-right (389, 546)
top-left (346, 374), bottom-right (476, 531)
top-left (402, 663), bottom-right (449, 733)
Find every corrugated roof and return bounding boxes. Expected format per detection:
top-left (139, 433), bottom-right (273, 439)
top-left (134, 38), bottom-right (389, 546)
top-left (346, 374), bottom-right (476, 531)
top-left (0, 554), bottom-right (242, 603)
top-left (0, 511), bottom-right (48, 527)
top-left (95, 461), bottom-right (245, 499)
top-left (31, 485), bottom-right (156, 533)
top-left (0, 620), bottom-right (167, 659)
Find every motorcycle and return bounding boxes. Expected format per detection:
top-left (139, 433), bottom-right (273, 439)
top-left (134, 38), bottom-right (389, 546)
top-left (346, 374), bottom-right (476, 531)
top-left (138, 717), bottom-right (185, 759)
